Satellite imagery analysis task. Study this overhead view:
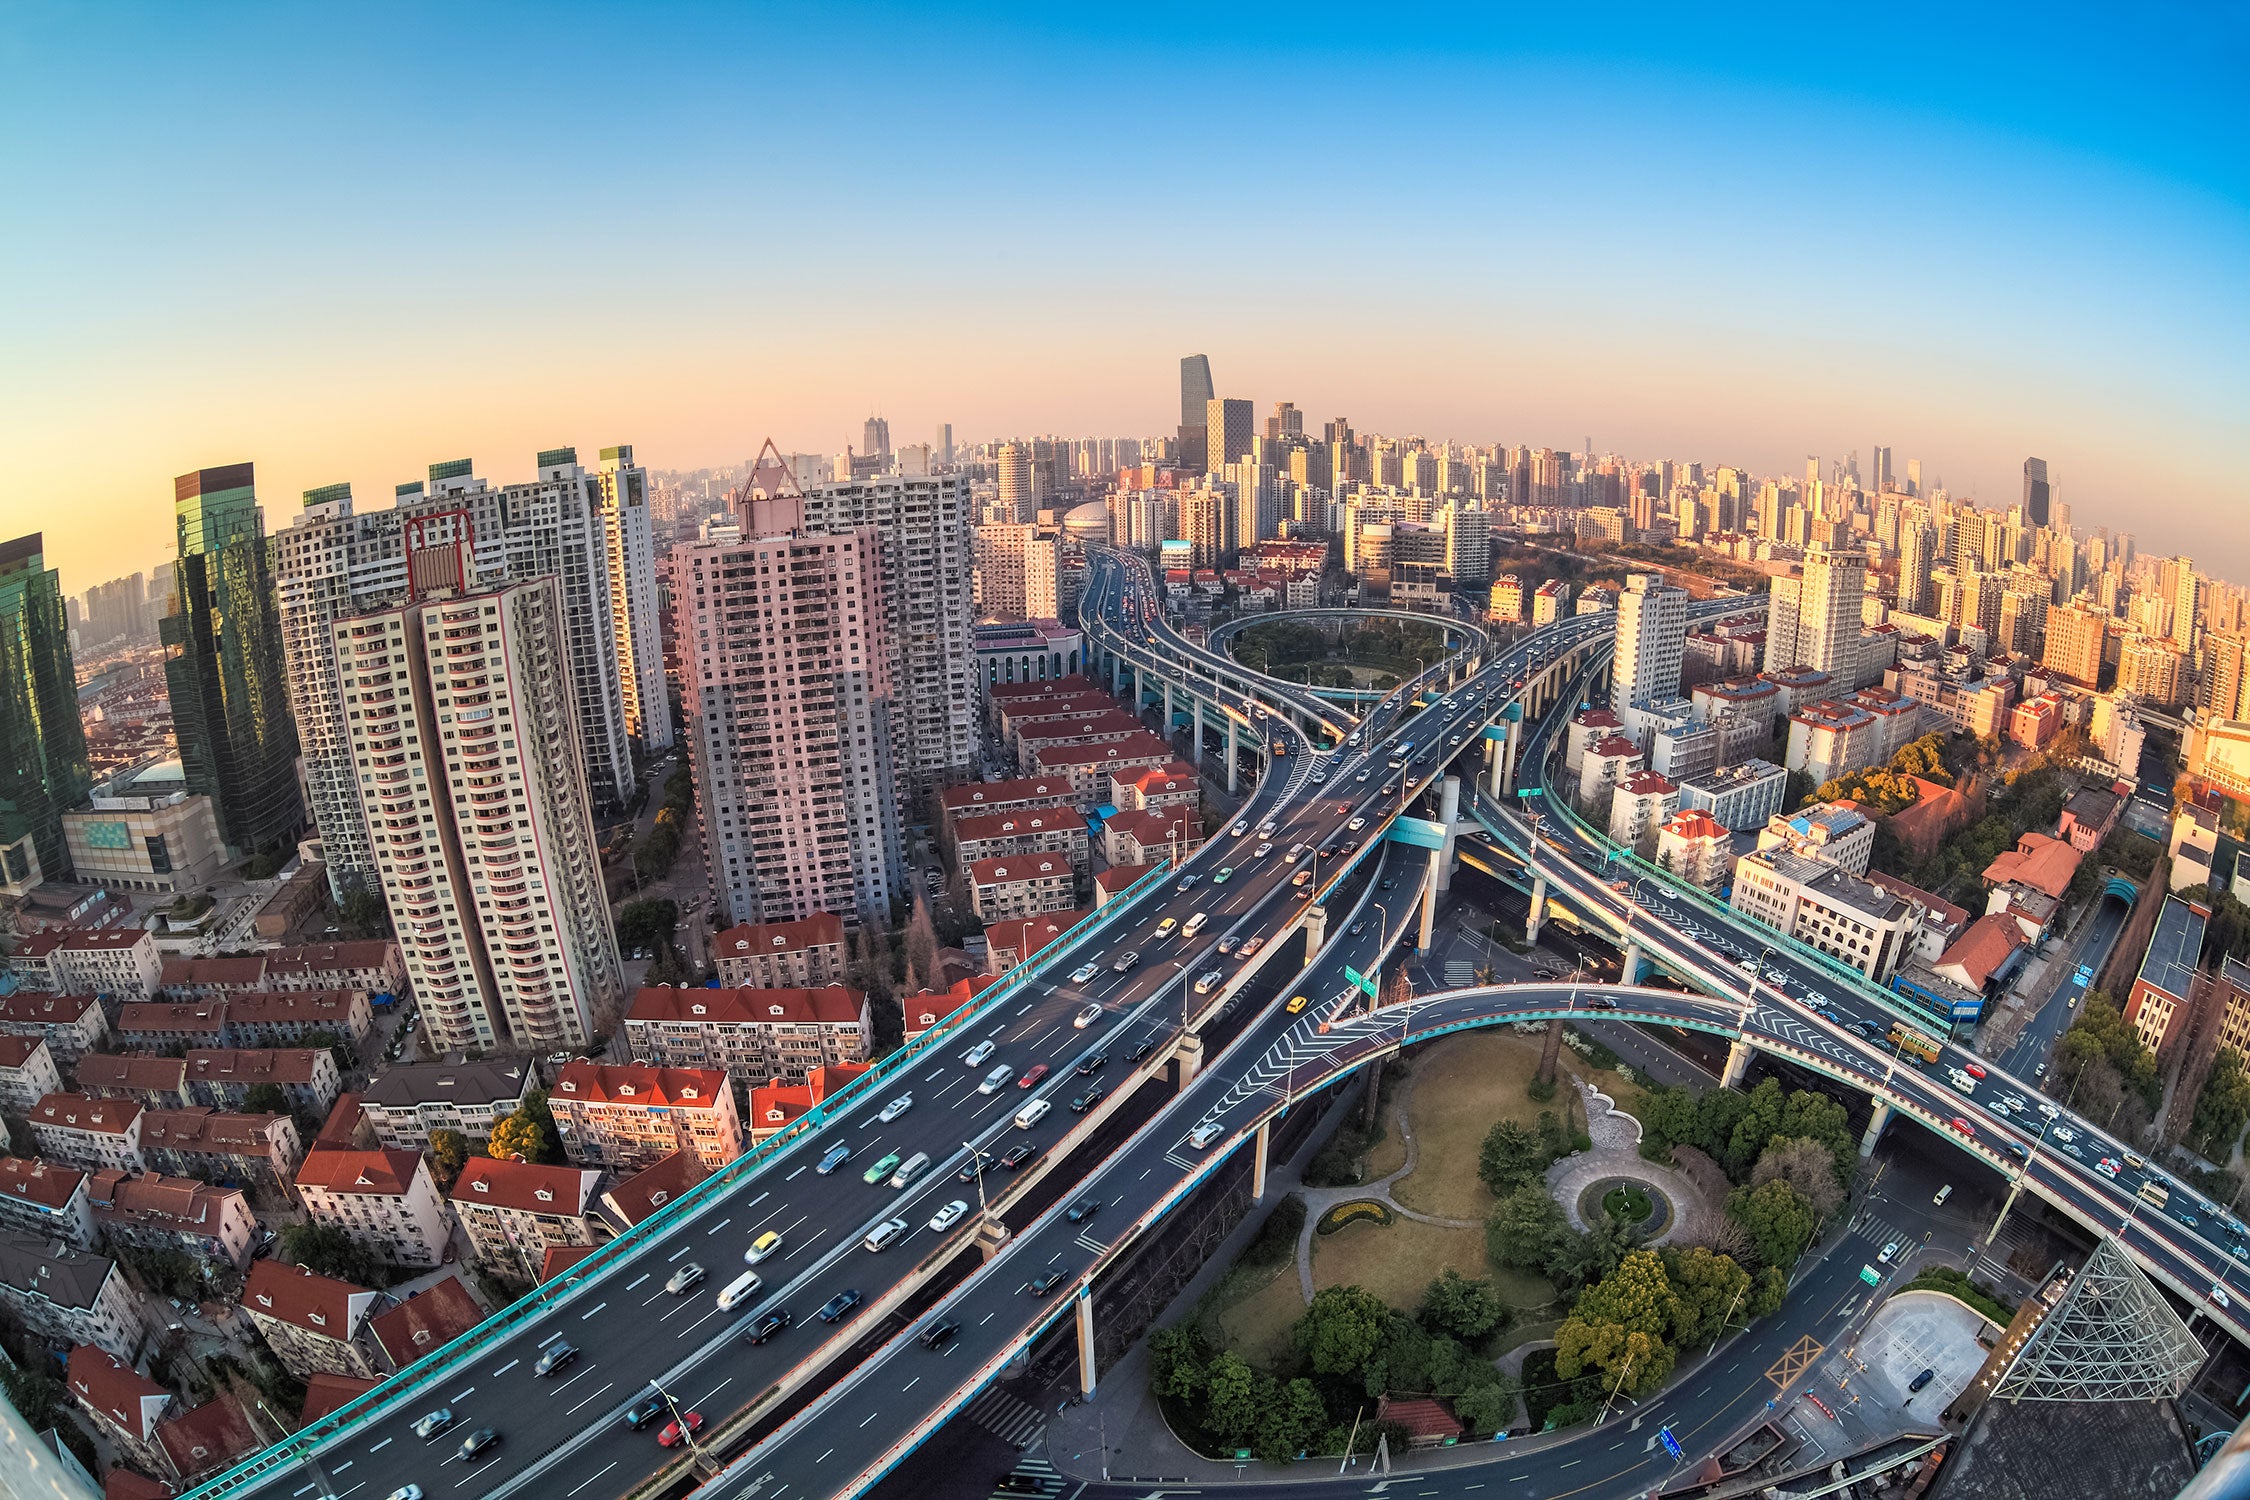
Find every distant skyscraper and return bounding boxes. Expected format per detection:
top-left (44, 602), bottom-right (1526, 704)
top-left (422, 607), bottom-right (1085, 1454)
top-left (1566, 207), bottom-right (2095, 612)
top-left (2022, 456), bottom-right (2050, 529)
top-left (1906, 457), bottom-right (1922, 497)
top-left (1179, 355), bottom-right (1215, 474)
top-left (862, 416), bottom-right (892, 466)
top-left (670, 517), bottom-right (904, 926)
top-left (995, 442), bottom-right (1033, 522)
top-left (934, 424), bottom-right (954, 468)
top-left (2172, 557), bottom-right (2202, 656)
top-left (594, 445), bottom-right (671, 753)
top-left (2042, 601), bottom-right (2107, 689)
top-left (1206, 398), bottom-right (1254, 475)
top-left (162, 465), bottom-right (303, 857)
top-left (0, 534), bottom-right (91, 891)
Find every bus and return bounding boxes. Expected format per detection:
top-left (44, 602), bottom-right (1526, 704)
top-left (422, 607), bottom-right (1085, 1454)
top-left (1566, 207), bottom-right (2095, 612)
top-left (2139, 1180), bottom-right (2170, 1209)
top-left (1887, 1021), bottom-right (1943, 1065)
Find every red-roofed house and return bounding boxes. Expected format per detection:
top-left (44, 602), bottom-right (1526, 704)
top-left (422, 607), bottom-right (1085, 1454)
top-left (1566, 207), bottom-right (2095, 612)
top-left (0, 990), bottom-right (108, 1064)
top-left (155, 1394), bottom-right (263, 1483)
top-left (113, 1001), bottom-right (226, 1052)
top-left (223, 990), bottom-right (372, 1048)
top-left (449, 1158), bottom-right (607, 1283)
top-left (937, 776), bottom-right (1076, 852)
top-left (51, 927), bottom-right (162, 1001)
top-left (368, 1274), bottom-right (484, 1371)
top-left (76, 1054), bottom-right (191, 1111)
top-left (1981, 831), bottom-right (2082, 902)
top-left (87, 1170), bottom-right (255, 1268)
top-left (258, 941), bottom-right (404, 999)
top-left (0, 1032), bottom-right (62, 1114)
top-left (1653, 808), bottom-right (1732, 891)
top-left (294, 1147), bottom-right (454, 1267)
top-left (1607, 771), bottom-right (1679, 854)
top-left (953, 807), bottom-right (1091, 882)
top-left (299, 1373), bottom-right (379, 1426)
top-left (745, 1063), bottom-right (873, 1143)
top-left (1373, 1394), bottom-right (1463, 1447)
top-left (596, 1149), bottom-right (709, 1232)
top-left (1578, 734), bottom-right (1644, 810)
top-left (241, 1260), bottom-right (388, 1379)
top-left (1109, 761), bottom-right (1201, 814)
top-left (1032, 734), bottom-right (1176, 810)
top-left (901, 976), bottom-right (1001, 1044)
top-left (67, 1345), bottom-right (174, 1476)
top-left (549, 1062), bottom-right (743, 1173)
top-left (1101, 807), bottom-right (1205, 869)
top-left (157, 956), bottom-right (268, 998)
top-left (983, 911), bottom-right (1085, 975)
top-left (539, 1245), bottom-right (597, 1283)
top-left (622, 986), bottom-right (869, 1086)
top-left (709, 912), bottom-right (847, 990)
top-left (106, 1468), bottom-right (176, 1500)
top-left (29, 1093), bottom-right (142, 1172)
top-left (137, 1109), bottom-right (303, 1192)
top-left (1013, 709), bottom-right (1150, 776)
top-left (1094, 863), bottom-right (1159, 904)
top-left (1932, 912), bottom-right (2031, 996)
top-left (967, 855), bottom-right (1077, 921)
top-left (0, 1156), bottom-right (92, 1244)
top-left (183, 1048), bottom-right (341, 1117)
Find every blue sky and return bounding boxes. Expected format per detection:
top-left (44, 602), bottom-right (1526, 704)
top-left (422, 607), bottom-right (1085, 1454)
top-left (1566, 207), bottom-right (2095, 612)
top-left (1, 2), bottom-right (2244, 587)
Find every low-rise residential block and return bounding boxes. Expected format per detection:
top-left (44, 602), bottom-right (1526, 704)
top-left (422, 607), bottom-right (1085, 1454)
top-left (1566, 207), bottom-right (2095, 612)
top-left (242, 1259), bottom-right (389, 1379)
top-left (294, 1147), bottom-right (454, 1268)
top-left (137, 1108), bottom-right (303, 1193)
top-left (548, 1062), bottom-right (742, 1173)
top-left (30, 1093), bottom-right (143, 1172)
top-left (0, 1234), bottom-right (144, 1362)
top-left (623, 986), bottom-right (869, 1088)
top-left (357, 1060), bottom-right (532, 1151)
top-left (0, 1033), bottom-right (63, 1114)
top-left (0, 991), bottom-right (109, 1064)
top-left (87, 1169), bottom-right (256, 1268)
top-left (183, 1048), bottom-right (341, 1117)
top-left (449, 1157), bottom-right (606, 1284)
top-left (0, 1156), bottom-right (93, 1245)
top-left (708, 912), bottom-right (847, 991)
top-left (76, 1055), bottom-right (191, 1112)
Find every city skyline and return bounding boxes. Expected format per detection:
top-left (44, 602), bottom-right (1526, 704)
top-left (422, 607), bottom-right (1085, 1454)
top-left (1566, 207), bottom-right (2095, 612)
top-left (4, 5), bottom-right (2245, 590)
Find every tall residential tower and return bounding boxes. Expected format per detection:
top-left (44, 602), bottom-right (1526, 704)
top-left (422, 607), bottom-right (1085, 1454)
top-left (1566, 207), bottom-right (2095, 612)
top-left (0, 534), bottom-right (91, 892)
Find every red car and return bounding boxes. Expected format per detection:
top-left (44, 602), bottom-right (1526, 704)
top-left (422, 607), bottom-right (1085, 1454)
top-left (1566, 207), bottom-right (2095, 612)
top-left (657, 1412), bottom-right (704, 1448)
top-left (1963, 1063), bottom-right (1987, 1079)
top-left (1949, 1117), bottom-right (1977, 1138)
top-left (1017, 1064), bottom-right (1049, 1090)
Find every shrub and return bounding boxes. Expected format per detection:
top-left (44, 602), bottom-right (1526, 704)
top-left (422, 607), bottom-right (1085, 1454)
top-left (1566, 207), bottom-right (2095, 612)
top-left (1315, 1200), bottom-right (1394, 1235)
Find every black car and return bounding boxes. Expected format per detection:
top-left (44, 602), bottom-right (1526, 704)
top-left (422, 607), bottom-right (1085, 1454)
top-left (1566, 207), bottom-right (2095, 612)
top-left (1126, 1038), bottom-right (1157, 1064)
top-left (1027, 1270), bottom-right (1066, 1296)
top-left (1350, 920), bottom-right (1367, 936)
top-left (624, 1393), bottom-right (667, 1431)
top-left (1590, 996), bottom-right (1618, 1010)
top-left (1908, 1367), bottom-right (1936, 1393)
top-left (744, 1309), bottom-right (793, 1345)
top-left (1380, 878), bottom-right (1396, 891)
top-left (1075, 1050), bottom-right (1108, 1076)
top-left (817, 1289), bottom-right (863, 1323)
top-left (956, 1151), bottom-right (991, 1184)
top-left (1065, 1197), bottom-right (1100, 1223)
top-left (1071, 1084), bottom-right (1106, 1112)
top-left (999, 1143), bottom-right (1039, 1169)
top-left (460, 1428), bottom-right (502, 1462)
top-left (534, 1342), bottom-right (578, 1377)
top-left (918, 1318), bottom-right (961, 1350)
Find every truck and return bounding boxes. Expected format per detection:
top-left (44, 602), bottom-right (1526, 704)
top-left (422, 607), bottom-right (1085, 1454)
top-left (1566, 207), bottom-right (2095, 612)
top-left (1887, 1021), bottom-right (1943, 1065)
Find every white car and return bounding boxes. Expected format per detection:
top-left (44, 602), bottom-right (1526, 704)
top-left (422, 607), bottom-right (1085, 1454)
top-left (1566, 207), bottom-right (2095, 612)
top-left (963, 1040), bottom-right (996, 1067)
top-left (1879, 1241), bottom-right (1899, 1264)
top-left (1254, 842), bottom-right (1274, 858)
top-left (1073, 1003), bottom-right (1102, 1029)
top-left (863, 1217), bottom-right (908, 1252)
top-left (1347, 816), bottom-right (1366, 831)
top-left (929, 1200), bottom-right (970, 1233)
top-left (979, 1065), bottom-right (1015, 1094)
top-left (2215, 1285), bottom-right (2233, 1309)
top-left (1655, 884), bottom-right (1678, 900)
top-left (1232, 821), bottom-right (1250, 837)
top-left (2037, 1102), bottom-right (2060, 1120)
top-left (2095, 1157), bottom-right (2120, 1177)
top-left (2051, 1125), bottom-right (2075, 1143)
top-left (1258, 821), bottom-right (1278, 837)
top-left (1356, 769), bottom-right (1371, 782)
top-left (879, 1094), bottom-right (913, 1123)
top-left (1193, 969), bottom-right (1224, 994)
top-left (1070, 962), bottom-right (1100, 984)
top-left (1188, 1121), bottom-right (1224, 1149)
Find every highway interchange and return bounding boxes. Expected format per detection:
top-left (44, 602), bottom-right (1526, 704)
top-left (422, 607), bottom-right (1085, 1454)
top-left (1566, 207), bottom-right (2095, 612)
top-left (197, 549), bottom-right (2247, 1500)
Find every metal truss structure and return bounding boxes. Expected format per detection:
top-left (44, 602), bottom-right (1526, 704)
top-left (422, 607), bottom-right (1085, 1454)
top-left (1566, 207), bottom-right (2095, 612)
top-left (1995, 1236), bottom-right (2206, 1403)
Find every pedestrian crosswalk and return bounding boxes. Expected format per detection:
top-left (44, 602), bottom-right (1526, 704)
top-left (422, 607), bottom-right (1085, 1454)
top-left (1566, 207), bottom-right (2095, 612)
top-left (987, 1452), bottom-right (1062, 1495)
top-left (965, 1386), bottom-right (1047, 1450)
top-left (1444, 960), bottom-right (1478, 987)
top-left (1848, 1208), bottom-right (1915, 1259)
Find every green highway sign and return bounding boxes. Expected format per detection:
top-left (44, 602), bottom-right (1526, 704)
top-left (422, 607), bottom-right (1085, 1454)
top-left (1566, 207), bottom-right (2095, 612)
top-left (1860, 1265), bottom-right (1882, 1286)
top-left (1344, 965), bottom-right (1379, 998)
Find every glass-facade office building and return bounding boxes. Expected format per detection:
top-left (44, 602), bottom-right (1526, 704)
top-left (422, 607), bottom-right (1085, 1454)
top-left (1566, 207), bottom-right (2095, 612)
top-left (161, 464), bottom-right (303, 856)
top-left (0, 533), bottom-right (91, 888)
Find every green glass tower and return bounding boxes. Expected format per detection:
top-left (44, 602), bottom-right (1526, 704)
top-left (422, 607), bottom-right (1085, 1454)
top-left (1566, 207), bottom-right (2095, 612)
top-left (0, 534), bottom-right (92, 887)
top-left (161, 464), bottom-right (303, 857)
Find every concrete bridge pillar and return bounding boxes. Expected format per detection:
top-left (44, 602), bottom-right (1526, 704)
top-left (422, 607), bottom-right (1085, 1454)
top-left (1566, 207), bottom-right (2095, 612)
top-left (1435, 775), bottom-right (1462, 894)
top-left (1225, 719), bottom-right (1240, 795)
top-left (1484, 737), bottom-right (1503, 799)
top-left (975, 1217), bottom-right (1012, 1263)
top-left (1302, 903), bottom-right (1327, 954)
top-left (1251, 1119), bottom-right (1271, 1203)
top-left (1722, 1037), bottom-right (1755, 1089)
top-left (1859, 1100), bottom-right (1892, 1159)
top-left (1418, 847), bottom-right (1442, 954)
top-left (1172, 1033), bottom-right (1204, 1088)
top-left (1621, 939), bottom-right (1643, 985)
top-left (1110, 650), bottom-right (1123, 696)
top-left (1163, 679), bottom-right (1175, 734)
top-left (1526, 871), bottom-right (1549, 945)
top-left (1076, 1289), bottom-right (1098, 1396)
top-left (1501, 717), bottom-right (1522, 798)
top-left (1192, 697), bottom-right (1205, 767)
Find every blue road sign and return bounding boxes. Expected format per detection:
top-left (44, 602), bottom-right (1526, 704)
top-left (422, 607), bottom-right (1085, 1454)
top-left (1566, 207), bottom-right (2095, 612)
top-left (1660, 1426), bottom-right (1684, 1461)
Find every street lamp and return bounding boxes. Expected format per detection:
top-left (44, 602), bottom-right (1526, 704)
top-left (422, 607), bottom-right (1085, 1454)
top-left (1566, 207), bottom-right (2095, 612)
top-left (651, 1378), bottom-right (705, 1463)
top-left (963, 1139), bottom-right (992, 1222)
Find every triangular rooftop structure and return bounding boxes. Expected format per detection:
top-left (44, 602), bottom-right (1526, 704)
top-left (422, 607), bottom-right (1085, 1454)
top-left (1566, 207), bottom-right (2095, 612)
top-left (1995, 1237), bottom-right (2204, 1403)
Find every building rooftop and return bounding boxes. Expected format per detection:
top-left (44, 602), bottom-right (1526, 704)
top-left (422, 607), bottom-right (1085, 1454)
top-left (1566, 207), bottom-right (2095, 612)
top-left (156, 1394), bottom-right (261, 1481)
top-left (243, 1258), bottom-right (377, 1336)
top-left (624, 985), bottom-right (865, 1028)
top-left (55, 928), bottom-right (152, 954)
top-left (369, 1275), bottom-right (483, 1369)
top-left (1753, 848), bottom-right (1910, 922)
top-left (598, 1148), bottom-right (710, 1229)
top-left (950, 808), bottom-right (1089, 845)
top-left (1616, 770), bottom-right (1677, 797)
top-left (708, 912), bottom-right (845, 964)
top-left (937, 775), bottom-right (1075, 815)
top-left (2137, 896), bottom-right (2210, 1004)
top-left (0, 1034), bottom-right (47, 1069)
top-left (551, 1061), bottom-right (729, 1110)
top-left (1863, 870), bottom-right (1970, 931)
top-left (967, 855), bottom-right (1073, 887)
top-left (184, 1048), bottom-right (328, 1087)
top-left (262, 941), bottom-right (398, 977)
top-left (138, 1108), bottom-right (290, 1156)
top-left (294, 1147), bottom-right (424, 1198)
top-left (299, 1372), bottom-right (380, 1425)
top-left (0, 1232), bottom-right (118, 1310)
top-left (226, 990), bottom-right (363, 1026)
top-left (0, 992), bottom-right (100, 1025)
top-left (1661, 808), bottom-right (1728, 842)
top-left (360, 1060), bottom-right (529, 1111)
top-left (75, 1055), bottom-right (188, 1095)
top-left (1682, 759), bottom-right (1786, 793)
top-left (87, 1170), bottom-right (243, 1237)
top-left (448, 1157), bottom-right (602, 1216)
top-left (30, 1093), bottom-right (140, 1136)
top-left (115, 1001), bottom-right (225, 1035)
top-left (0, 1156), bottom-right (84, 1211)
top-left (1981, 831), bottom-right (2082, 900)
top-left (1939, 913), bottom-right (2031, 989)
top-left (66, 1345), bottom-right (169, 1439)
top-left (157, 956), bottom-right (266, 989)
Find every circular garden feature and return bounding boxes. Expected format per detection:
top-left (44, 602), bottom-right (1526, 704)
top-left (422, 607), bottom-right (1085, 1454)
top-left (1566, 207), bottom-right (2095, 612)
top-left (1575, 1174), bottom-right (1674, 1241)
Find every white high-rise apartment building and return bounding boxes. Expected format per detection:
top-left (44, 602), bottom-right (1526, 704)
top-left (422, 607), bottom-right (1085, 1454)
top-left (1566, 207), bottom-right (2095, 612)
top-left (595, 445), bottom-right (672, 751)
top-left (797, 473), bottom-right (977, 805)
top-left (972, 525), bottom-right (1059, 622)
top-left (1763, 544), bottom-right (1863, 678)
top-left (672, 510), bottom-right (906, 926)
top-left (274, 452), bottom-right (637, 895)
top-left (995, 443), bottom-right (1033, 523)
top-left (1612, 572), bottom-right (1688, 718)
top-left (333, 569), bottom-right (622, 1053)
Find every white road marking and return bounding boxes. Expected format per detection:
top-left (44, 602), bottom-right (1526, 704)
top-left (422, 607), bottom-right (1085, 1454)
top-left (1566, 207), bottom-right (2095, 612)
top-left (332, 1462), bottom-right (353, 1474)
top-left (567, 1463), bottom-right (619, 1497)
top-left (624, 1274), bottom-right (649, 1292)
top-left (693, 1376), bottom-right (733, 1409)
top-left (901, 1376), bottom-right (919, 1392)
top-left (452, 1384), bottom-right (478, 1398)
top-left (549, 1364), bottom-right (598, 1396)
top-left (564, 1378), bottom-right (614, 1413)
top-left (668, 1244), bottom-right (693, 1261)
top-left (368, 1438), bottom-right (392, 1453)
top-left (580, 1301), bottom-right (607, 1320)
top-left (707, 1217), bottom-right (732, 1234)
top-left (786, 1165), bottom-right (808, 1180)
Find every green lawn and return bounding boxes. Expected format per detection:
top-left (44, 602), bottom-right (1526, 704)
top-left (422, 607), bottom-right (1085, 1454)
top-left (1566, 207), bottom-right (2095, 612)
top-left (1311, 1216), bottom-right (1489, 1309)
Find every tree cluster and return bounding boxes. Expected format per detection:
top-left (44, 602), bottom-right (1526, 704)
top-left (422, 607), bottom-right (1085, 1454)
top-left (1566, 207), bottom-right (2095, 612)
top-left (1541, 1244), bottom-right (1783, 1422)
top-left (2050, 991), bottom-right (2161, 1137)
top-left (633, 764), bottom-right (696, 884)
top-left (614, 898), bottom-right (680, 954)
top-left (487, 1088), bottom-right (562, 1165)
top-left (1147, 1277), bottom-right (1520, 1462)
top-left (1639, 1078), bottom-right (1853, 1187)
top-left (1476, 1108), bottom-right (1585, 1197)
top-left (2190, 1050), bottom-right (2250, 1163)
top-left (280, 1221), bottom-right (387, 1287)
top-left (1811, 733), bottom-right (1952, 814)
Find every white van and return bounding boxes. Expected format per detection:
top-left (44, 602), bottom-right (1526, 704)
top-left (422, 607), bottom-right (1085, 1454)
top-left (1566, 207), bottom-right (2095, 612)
top-left (716, 1269), bottom-right (763, 1311)
top-left (1180, 912), bottom-right (1210, 940)
top-left (890, 1152), bottom-right (931, 1188)
top-left (863, 1217), bottom-right (908, 1252)
top-left (1015, 1099), bottom-right (1052, 1130)
top-left (979, 1065), bottom-right (1015, 1094)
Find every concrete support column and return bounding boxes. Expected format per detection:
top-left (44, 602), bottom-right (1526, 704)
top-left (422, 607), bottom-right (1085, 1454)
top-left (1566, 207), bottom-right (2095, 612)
top-left (1172, 1034), bottom-right (1205, 1088)
top-left (1225, 719), bottom-right (1240, 795)
top-left (1484, 738), bottom-right (1504, 799)
top-left (1722, 1037), bottom-right (1755, 1089)
top-left (1164, 679), bottom-right (1175, 734)
top-left (1251, 1119), bottom-right (1271, 1203)
top-left (1502, 717), bottom-right (1522, 798)
top-left (1859, 1100), bottom-right (1892, 1160)
top-left (1621, 939), bottom-right (1643, 985)
top-left (1435, 775), bottom-right (1462, 894)
top-left (1076, 1289), bottom-right (1098, 1396)
top-left (975, 1217), bottom-right (1013, 1263)
top-left (1527, 872), bottom-right (1549, 944)
top-left (1192, 697), bottom-right (1205, 769)
top-left (1418, 848), bottom-right (1442, 954)
top-left (1302, 903), bottom-right (1327, 954)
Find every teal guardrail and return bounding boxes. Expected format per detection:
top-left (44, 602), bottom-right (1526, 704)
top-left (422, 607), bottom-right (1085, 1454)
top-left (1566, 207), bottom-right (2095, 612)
top-left (179, 860), bottom-right (1178, 1500)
